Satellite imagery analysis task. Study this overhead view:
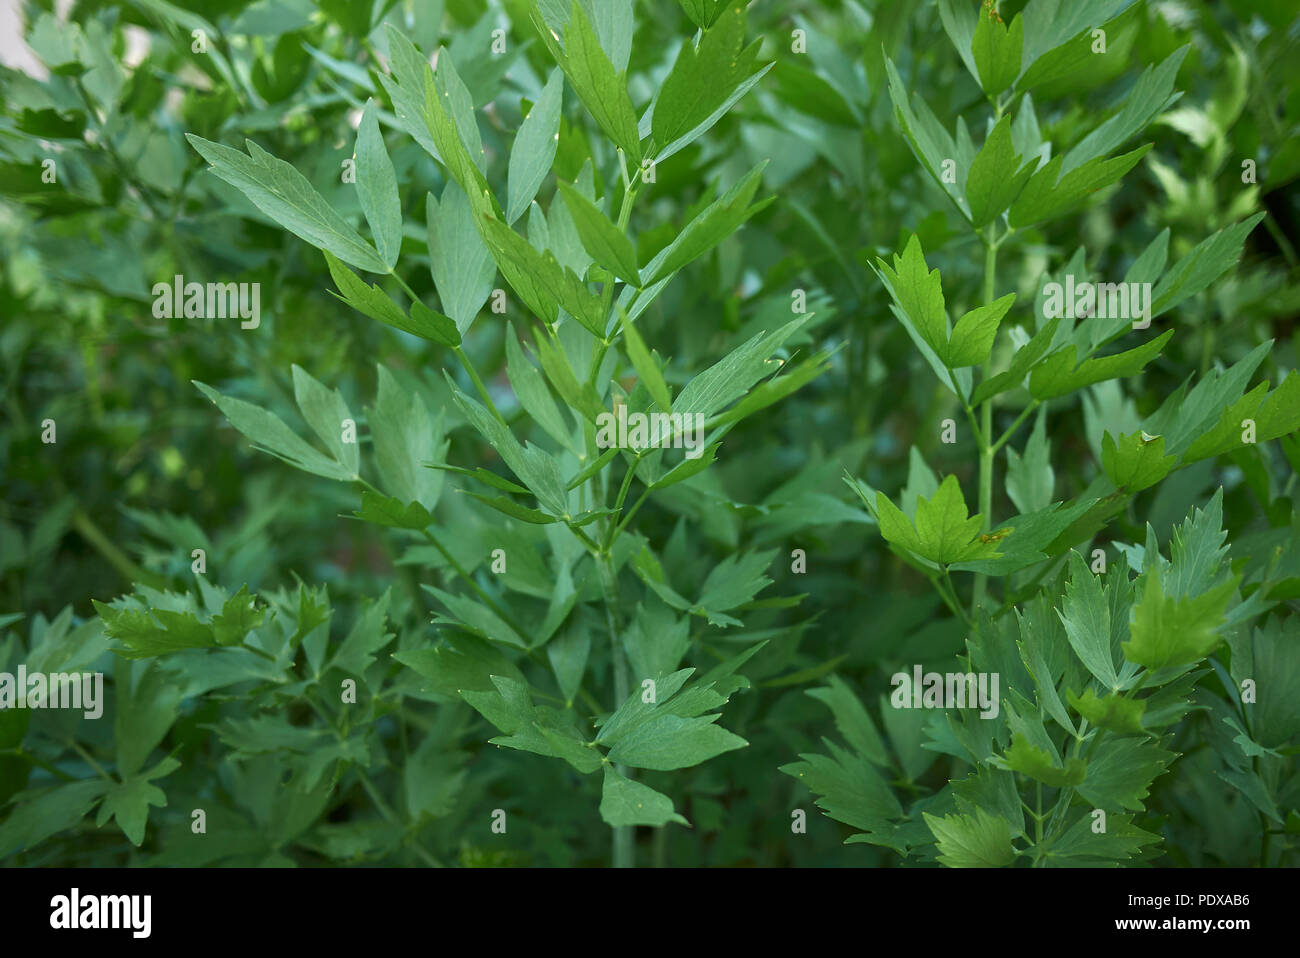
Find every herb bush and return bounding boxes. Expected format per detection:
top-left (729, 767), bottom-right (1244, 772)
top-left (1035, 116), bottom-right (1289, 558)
top-left (1, 0), bottom-right (1297, 868)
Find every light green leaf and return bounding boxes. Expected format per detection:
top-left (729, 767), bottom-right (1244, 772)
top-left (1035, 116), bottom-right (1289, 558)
top-left (506, 68), bottom-right (563, 224)
top-left (291, 364), bottom-right (359, 477)
top-left (924, 807), bottom-right (1017, 867)
top-left (369, 365), bottom-right (446, 509)
top-left (186, 134), bottom-right (387, 273)
top-left (1059, 551), bottom-right (1119, 689)
top-left (1067, 688), bottom-right (1146, 735)
top-left (1123, 567), bottom-right (1236, 671)
top-left (534, 1), bottom-right (641, 162)
top-left (947, 292), bottom-right (1015, 367)
top-left (1005, 407), bottom-right (1053, 514)
top-left (1102, 430), bottom-right (1177, 493)
top-left (427, 183), bottom-right (496, 334)
top-left (354, 99), bottom-right (402, 269)
top-left (994, 733), bottom-right (1086, 787)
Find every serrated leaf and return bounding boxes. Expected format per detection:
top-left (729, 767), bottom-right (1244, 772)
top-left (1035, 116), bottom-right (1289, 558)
top-left (1067, 688), bottom-right (1146, 735)
top-left (1123, 567), bottom-right (1236, 671)
top-left (995, 733), bottom-right (1087, 787)
top-left (924, 807), bottom-right (1016, 867)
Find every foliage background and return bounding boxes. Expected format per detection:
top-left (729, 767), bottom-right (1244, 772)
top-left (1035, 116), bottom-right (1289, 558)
top-left (1, 0), bottom-right (1297, 867)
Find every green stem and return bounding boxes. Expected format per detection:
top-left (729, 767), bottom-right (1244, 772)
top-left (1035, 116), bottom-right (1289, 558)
top-left (991, 400), bottom-right (1040, 455)
top-left (72, 509), bottom-right (167, 591)
top-left (453, 345), bottom-right (507, 426)
top-left (597, 551), bottom-right (633, 868)
top-left (971, 234), bottom-right (998, 616)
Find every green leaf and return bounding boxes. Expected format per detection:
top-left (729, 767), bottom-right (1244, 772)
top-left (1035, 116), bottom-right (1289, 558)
top-left (115, 660), bottom-right (182, 778)
top-left (1123, 567), bottom-right (1236, 671)
top-left (194, 381), bottom-right (352, 481)
top-left (326, 251), bottom-right (461, 346)
top-left (675, 0), bottom-right (726, 29)
top-left (353, 491), bottom-right (435, 529)
top-left (972, 11), bottom-right (1024, 96)
top-left (652, 4), bottom-right (769, 159)
top-left (923, 807), bottom-right (1017, 867)
top-left (1150, 214), bottom-right (1265, 318)
top-left (506, 68), bottom-right (563, 225)
top-left (807, 676), bottom-right (889, 766)
top-left (873, 475), bottom-right (1002, 566)
top-left (1005, 407), bottom-right (1053, 514)
top-left (535, 1), bottom-right (641, 162)
top-left (621, 316), bottom-right (671, 412)
top-left (291, 364), bottom-right (359, 477)
top-left (606, 713), bottom-right (747, 770)
top-left (947, 292), bottom-right (1015, 367)
top-left (556, 180), bottom-right (640, 285)
top-left (211, 585), bottom-right (264, 647)
top-left (1059, 551), bottom-right (1120, 689)
top-left (1060, 47), bottom-right (1188, 173)
top-left (0, 780), bottom-right (109, 857)
top-left (1067, 688), bottom-right (1146, 735)
top-left (186, 134), bottom-right (387, 274)
top-left (873, 234), bottom-right (947, 358)
top-left (354, 99), bottom-right (402, 269)
top-left (427, 183), bottom-right (496, 335)
top-left (1043, 809), bottom-right (1161, 865)
top-left (96, 757), bottom-right (179, 846)
top-left (1028, 331), bottom-right (1172, 400)
top-left (640, 161), bottom-right (771, 287)
top-left (599, 765), bottom-right (689, 827)
top-left (966, 115), bottom-right (1036, 228)
top-left (479, 212), bottom-right (606, 335)
top-left (1009, 145), bottom-right (1153, 228)
top-left (369, 364), bottom-right (446, 509)
top-left (505, 327), bottom-right (575, 451)
top-left (995, 733), bottom-right (1087, 787)
top-left (1102, 430), bottom-right (1177, 493)
top-left (1076, 737), bottom-right (1174, 811)
top-left (95, 601), bottom-right (216, 659)
top-left (675, 313), bottom-right (812, 421)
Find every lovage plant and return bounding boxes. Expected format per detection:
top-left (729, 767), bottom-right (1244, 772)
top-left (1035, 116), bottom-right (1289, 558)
top-left (786, 0), bottom-right (1300, 866)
